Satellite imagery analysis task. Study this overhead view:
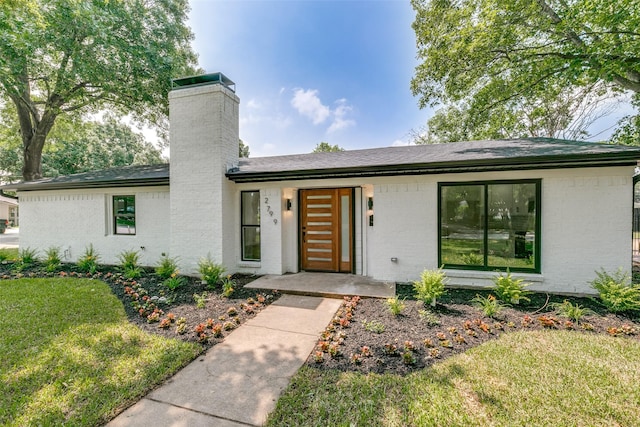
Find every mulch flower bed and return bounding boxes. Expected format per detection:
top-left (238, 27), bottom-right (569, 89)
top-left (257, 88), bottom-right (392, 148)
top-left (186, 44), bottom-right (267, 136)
top-left (0, 261), bottom-right (279, 349)
top-left (3, 259), bottom-right (640, 375)
top-left (306, 285), bottom-right (640, 375)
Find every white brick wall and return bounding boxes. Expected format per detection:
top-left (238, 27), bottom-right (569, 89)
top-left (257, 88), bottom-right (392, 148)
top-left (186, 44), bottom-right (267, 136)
top-left (18, 187), bottom-right (170, 266)
top-left (169, 83), bottom-right (240, 274)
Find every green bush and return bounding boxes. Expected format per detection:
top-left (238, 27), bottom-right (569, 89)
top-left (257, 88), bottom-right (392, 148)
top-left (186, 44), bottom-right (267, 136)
top-left (44, 246), bottom-right (62, 272)
top-left (386, 297), bottom-right (405, 316)
top-left (493, 270), bottom-right (531, 304)
top-left (118, 250), bottom-right (142, 279)
top-left (164, 275), bottom-right (185, 291)
top-left (472, 294), bottom-right (504, 318)
top-left (591, 268), bottom-right (640, 313)
top-left (198, 255), bottom-right (225, 289)
top-left (221, 275), bottom-right (235, 297)
top-left (155, 255), bottom-right (179, 280)
top-left (414, 268), bottom-right (448, 307)
top-left (19, 247), bottom-right (38, 265)
top-left (551, 300), bottom-right (594, 322)
top-left (77, 244), bottom-right (100, 274)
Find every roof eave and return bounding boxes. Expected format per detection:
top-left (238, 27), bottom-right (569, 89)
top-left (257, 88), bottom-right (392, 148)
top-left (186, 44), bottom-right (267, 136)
top-left (226, 154), bottom-right (640, 183)
top-left (5, 177), bottom-right (170, 192)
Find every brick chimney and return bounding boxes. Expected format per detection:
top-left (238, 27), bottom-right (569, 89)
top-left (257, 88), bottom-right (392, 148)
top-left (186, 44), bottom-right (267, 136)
top-left (169, 73), bottom-right (239, 274)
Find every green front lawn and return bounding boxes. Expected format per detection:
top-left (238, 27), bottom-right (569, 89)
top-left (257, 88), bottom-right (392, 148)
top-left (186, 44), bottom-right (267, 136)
top-left (0, 278), bottom-right (201, 426)
top-left (267, 330), bottom-right (640, 426)
top-left (0, 247), bottom-right (18, 262)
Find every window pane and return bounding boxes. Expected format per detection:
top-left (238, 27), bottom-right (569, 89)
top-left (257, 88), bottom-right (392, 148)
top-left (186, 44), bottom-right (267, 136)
top-left (340, 195), bottom-right (350, 263)
top-left (241, 191), bottom-right (261, 261)
top-left (242, 191), bottom-right (260, 225)
top-left (114, 196), bottom-right (135, 235)
top-left (487, 183), bottom-right (536, 268)
top-left (441, 185), bottom-right (484, 266)
top-left (242, 226), bottom-right (261, 260)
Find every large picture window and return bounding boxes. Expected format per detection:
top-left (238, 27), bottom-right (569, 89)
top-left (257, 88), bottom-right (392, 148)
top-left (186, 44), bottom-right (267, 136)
top-left (439, 180), bottom-right (540, 272)
top-left (241, 191), bottom-right (261, 261)
top-left (113, 195), bottom-right (136, 235)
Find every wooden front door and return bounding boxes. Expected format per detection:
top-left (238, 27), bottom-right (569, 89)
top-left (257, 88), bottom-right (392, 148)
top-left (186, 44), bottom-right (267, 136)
top-left (300, 188), bottom-right (353, 272)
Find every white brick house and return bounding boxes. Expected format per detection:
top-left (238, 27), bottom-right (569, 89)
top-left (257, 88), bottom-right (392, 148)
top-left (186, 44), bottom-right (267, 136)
top-left (6, 73), bottom-right (640, 295)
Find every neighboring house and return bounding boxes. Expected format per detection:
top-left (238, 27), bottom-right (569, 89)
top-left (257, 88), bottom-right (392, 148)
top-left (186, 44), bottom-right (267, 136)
top-left (0, 193), bottom-right (18, 227)
top-left (5, 73), bottom-right (640, 295)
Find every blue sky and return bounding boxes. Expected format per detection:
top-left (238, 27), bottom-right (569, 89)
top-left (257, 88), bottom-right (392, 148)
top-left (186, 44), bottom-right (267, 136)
top-left (186, 0), bottom-right (631, 158)
top-left (188, 0), bottom-right (425, 157)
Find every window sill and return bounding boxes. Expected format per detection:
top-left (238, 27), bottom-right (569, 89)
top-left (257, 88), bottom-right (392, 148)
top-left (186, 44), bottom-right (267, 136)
top-left (238, 261), bottom-right (261, 269)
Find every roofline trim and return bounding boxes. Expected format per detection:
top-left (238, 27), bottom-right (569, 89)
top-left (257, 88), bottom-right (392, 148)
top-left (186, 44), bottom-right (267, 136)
top-left (5, 178), bottom-right (169, 192)
top-left (226, 155), bottom-right (639, 183)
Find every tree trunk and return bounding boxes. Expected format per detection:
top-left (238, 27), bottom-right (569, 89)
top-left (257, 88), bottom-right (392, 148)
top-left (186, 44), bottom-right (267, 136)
top-left (22, 133), bottom-right (45, 181)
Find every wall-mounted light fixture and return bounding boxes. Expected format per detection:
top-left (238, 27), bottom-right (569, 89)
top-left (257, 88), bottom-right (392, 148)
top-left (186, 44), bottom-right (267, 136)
top-left (286, 198), bottom-right (292, 211)
top-left (367, 197), bottom-right (373, 210)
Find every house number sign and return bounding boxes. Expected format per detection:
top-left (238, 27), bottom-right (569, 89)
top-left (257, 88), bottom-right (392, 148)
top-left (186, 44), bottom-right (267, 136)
top-left (264, 197), bottom-right (277, 224)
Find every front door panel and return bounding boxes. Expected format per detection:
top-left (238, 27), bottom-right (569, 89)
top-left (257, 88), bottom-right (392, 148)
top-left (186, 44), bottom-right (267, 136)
top-left (300, 188), bottom-right (352, 272)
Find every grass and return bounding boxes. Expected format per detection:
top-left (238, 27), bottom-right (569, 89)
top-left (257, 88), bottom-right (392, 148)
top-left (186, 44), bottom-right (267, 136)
top-left (0, 278), bottom-right (201, 426)
top-left (267, 330), bottom-right (640, 426)
top-left (0, 247), bottom-right (18, 262)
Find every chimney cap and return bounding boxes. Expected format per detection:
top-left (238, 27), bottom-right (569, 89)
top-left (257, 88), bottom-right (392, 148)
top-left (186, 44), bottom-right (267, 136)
top-left (171, 72), bottom-right (235, 92)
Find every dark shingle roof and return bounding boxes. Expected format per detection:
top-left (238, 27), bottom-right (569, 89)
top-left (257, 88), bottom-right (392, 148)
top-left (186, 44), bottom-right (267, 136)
top-left (3, 163), bottom-right (169, 191)
top-left (4, 138), bottom-right (640, 190)
top-left (226, 138), bottom-right (640, 182)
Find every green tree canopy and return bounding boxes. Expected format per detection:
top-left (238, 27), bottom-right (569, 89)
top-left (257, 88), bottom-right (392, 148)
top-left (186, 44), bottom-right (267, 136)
top-left (0, 111), bottom-right (164, 181)
top-left (0, 0), bottom-right (198, 180)
top-left (239, 139), bottom-right (250, 158)
top-left (411, 0), bottom-right (640, 143)
top-left (313, 142), bottom-right (345, 153)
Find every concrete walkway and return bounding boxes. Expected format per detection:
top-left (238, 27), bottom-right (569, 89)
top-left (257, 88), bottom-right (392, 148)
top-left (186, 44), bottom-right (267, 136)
top-left (107, 295), bottom-right (342, 427)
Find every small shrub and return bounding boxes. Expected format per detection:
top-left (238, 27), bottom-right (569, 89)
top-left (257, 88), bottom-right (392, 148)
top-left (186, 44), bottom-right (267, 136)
top-left (19, 247), bottom-right (38, 265)
top-left (551, 300), bottom-right (594, 322)
top-left (44, 246), bottom-right (61, 272)
top-left (418, 309), bottom-right (441, 326)
top-left (198, 255), bottom-right (225, 288)
top-left (193, 292), bottom-right (208, 309)
top-left (472, 294), bottom-right (504, 318)
top-left (386, 297), bottom-right (405, 316)
top-left (156, 255), bottom-right (179, 280)
top-left (118, 250), bottom-right (142, 278)
top-left (414, 267), bottom-right (448, 307)
top-left (164, 274), bottom-right (185, 291)
top-left (362, 319), bottom-right (385, 334)
top-left (493, 270), bottom-right (531, 304)
top-left (118, 249), bottom-right (140, 270)
top-left (402, 350), bottom-right (416, 365)
top-left (221, 275), bottom-right (235, 297)
top-left (77, 244), bottom-right (99, 274)
top-left (591, 268), bottom-right (640, 313)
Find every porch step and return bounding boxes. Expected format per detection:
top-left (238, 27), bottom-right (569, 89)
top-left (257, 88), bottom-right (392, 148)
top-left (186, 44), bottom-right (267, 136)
top-left (245, 272), bottom-right (396, 299)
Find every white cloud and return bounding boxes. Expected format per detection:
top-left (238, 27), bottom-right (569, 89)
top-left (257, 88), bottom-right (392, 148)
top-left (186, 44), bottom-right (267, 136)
top-left (246, 98), bottom-right (261, 109)
top-left (291, 89), bottom-right (356, 133)
top-left (291, 89), bottom-right (331, 124)
top-left (327, 99), bottom-right (356, 133)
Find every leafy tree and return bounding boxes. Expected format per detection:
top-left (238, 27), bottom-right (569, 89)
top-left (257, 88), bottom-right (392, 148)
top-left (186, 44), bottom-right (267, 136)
top-left (0, 109), bottom-right (164, 180)
top-left (415, 83), bottom-right (619, 143)
top-left (239, 139), bottom-right (250, 158)
top-left (411, 0), bottom-right (640, 142)
top-left (313, 142), bottom-right (345, 153)
top-left (0, 0), bottom-right (198, 180)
